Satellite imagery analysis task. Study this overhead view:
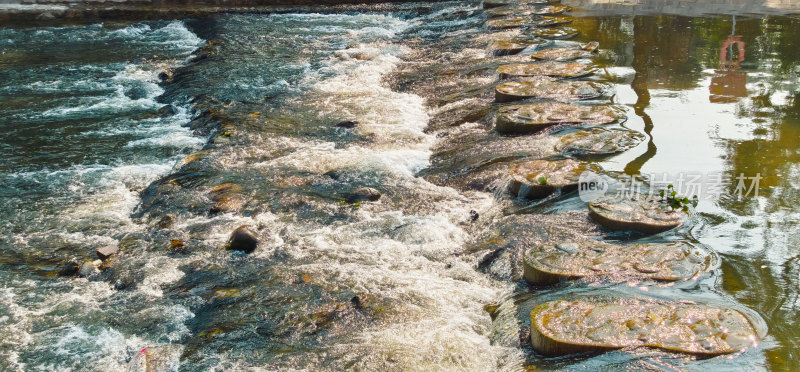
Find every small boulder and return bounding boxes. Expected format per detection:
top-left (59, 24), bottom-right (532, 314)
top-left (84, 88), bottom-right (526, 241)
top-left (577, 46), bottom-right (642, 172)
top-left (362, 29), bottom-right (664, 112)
top-left (156, 214), bottom-right (175, 229)
top-left (346, 187), bottom-right (382, 203)
top-left (157, 104), bottom-right (178, 117)
top-left (226, 226), bottom-right (258, 254)
top-left (78, 261), bottom-right (97, 277)
top-left (58, 260), bottom-right (81, 277)
top-left (96, 245), bottom-right (119, 260)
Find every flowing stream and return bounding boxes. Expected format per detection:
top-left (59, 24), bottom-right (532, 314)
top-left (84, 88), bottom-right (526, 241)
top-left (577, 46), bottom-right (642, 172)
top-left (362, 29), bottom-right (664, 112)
top-left (0, 1), bottom-right (799, 370)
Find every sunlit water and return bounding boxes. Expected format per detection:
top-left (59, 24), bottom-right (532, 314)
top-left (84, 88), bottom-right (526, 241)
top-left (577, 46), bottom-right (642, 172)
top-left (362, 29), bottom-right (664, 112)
top-left (0, 1), bottom-right (798, 370)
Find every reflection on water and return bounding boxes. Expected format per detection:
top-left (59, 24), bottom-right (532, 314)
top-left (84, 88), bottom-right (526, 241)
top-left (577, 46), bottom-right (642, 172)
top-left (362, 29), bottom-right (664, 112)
top-left (576, 12), bottom-right (800, 370)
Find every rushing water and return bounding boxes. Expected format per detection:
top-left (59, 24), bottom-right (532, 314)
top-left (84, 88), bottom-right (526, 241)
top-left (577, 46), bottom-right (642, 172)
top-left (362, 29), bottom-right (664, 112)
top-left (0, 1), bottom-right (799, 370)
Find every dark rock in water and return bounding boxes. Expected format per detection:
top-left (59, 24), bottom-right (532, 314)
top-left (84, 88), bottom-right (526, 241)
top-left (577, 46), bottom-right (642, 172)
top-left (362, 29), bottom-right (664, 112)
top-left (96, 245), bottom-right (119, 260)
top-left (124, 86), bottom-right (149, 100)
top-left (470, 210), bottom-right (479, 222)
top-left (156, 214), bottom-right (175, 229)
top-left (58, 260), bottom-right (81, 277)
top-left (226, 226), bottom-right (258, 254)
top-left (157, 104), bottom-right (178, 117)
top-left (335, 120), bottom-right (359, 128)
top-left (346, 187), bottom-right (382, 203)
top-left (158, 71), bottom-right (171, 82)
top-left (78, 261), bottom-right (96, 277)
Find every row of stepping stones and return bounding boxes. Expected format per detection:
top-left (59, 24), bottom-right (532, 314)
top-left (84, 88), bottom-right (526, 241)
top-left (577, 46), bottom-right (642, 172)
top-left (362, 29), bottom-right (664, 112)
top-left (480, 0), bottom-right (760, 358)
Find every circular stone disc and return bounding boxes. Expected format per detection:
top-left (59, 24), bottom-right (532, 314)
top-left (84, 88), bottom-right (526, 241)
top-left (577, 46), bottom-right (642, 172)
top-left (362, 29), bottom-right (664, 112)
top-left (495, 77), bottom-right (606, 103)
top-left (524, 26), bottom-right (580, 39)
top-left (530, 299), bottom-right (758, 356)
top-left (588, 194), bottom-right (685, 234)
top-left (498, 61), bottom-right (596, 78)
top-left (496, 103), bottom-right (625, 134)
top-left (487, 4), bottom-right (573, 17)
top-left (555, 127), bottom-right (645, 157)
top-left (492, 36), bottom-right (547, 56)
top-left (530, 47), bottom-right (597, 61)
top-left (483, 0), bottom-right (559, 9)
top-left (523, 240), bottom-right (715, 285)
top-left (508, 159), bottom-right (599, 199)
top-left (487, 15), bottom-right (573, 29)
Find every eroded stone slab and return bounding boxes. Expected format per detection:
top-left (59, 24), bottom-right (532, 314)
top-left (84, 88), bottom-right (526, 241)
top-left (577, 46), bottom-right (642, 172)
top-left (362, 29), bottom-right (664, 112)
top-left (509, 159), bottom-right (598, 199)
top-left (492, 35), bottom-right (548, 56)
top-left (483, 0), bottom-right (560, 9)
top-left (589, 195), bottom-right (685, 234)
top-left (497, 102), bottom-right (624, 134)
top-left (523, 240), bottom-right (715, 284)
top-left (530, 43), bottom-right (599, 61)
top-left (498, 61), bottom-right (596, 78)
top-left (530, 299), bottom-right (758, 356)
top-left (495, 77), bottom-right (606, 102)
top-left (555, 127), bottom-right (645, 157)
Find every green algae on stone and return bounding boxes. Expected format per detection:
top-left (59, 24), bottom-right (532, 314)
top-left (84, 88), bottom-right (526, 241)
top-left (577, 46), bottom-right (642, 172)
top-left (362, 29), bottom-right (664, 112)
top-left (524, 26), bottom-right (579, 39)
top-left (497, 102), bottom-right (624, 134)
top-left (486, 4), bottom-right (573, 18)
top-left (492, 36), bottom-right (548, 56)
top-left (530, 299), bottom-right (758, 356)
top-left (497, 61), bottom-right (596, 79)
top-left (487, 15), bottom-right (573, 30)
top-left (589, 195), bottom-right (685, 234)
top-left (508, 159), bottom-right (599, 199)
top-left (523, 240), bottom-right (715, 285)
top-left (555, 127), bottom-right (645, 157)
top-left (495, 77), bottom-right (606, 103)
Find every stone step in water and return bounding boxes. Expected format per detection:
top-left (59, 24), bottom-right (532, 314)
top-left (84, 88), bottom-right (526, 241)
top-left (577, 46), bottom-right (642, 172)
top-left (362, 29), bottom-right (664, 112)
top-left (492, 35), bottom-right (548, 56)
top-left (483, 0), bottom-right (561, 9)
top-left (487, 15), bottom-right (573, 30)
top-left (495, 77), bottom-right (606, 102)
top-left (497, 61), bottom-right (596, 78)
top-left (523, 239), bottom-right (715, 284)
top-left (496, 102), bottom-right (624, 134)
top-left (530, 298), bottom-right (759, 356)
top-left (589, 194), bottom-right (686, 234)
top-left (555, 127), bottom-right (645, 158)
top-left (508, 158), bottom-right (599, 199)
top-left (524, 26), bottom-right (580, 39)
top-left (529, 43), bottom-right (599, 61)
top-left (486, 4), bottom-right (573, 17)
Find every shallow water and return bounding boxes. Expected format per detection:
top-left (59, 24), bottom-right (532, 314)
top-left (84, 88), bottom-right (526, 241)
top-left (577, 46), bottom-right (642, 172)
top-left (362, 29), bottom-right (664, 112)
top-left (0, 1), bottom-right (799, 370)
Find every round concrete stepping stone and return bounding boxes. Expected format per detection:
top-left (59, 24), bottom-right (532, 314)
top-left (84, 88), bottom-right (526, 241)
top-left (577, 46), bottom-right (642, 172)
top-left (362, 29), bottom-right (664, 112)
top-left (508, 159), bottom-right (598, 199)
top-left (496, 102), bottom-right (624, 134)
top-left (523, 240), bottom-right (715, 285)
top-left (525, 26), bottom-right (579, 39)
top-left (530, 298), bottom-right (758, 356)
top-left (530, 44), bottom-right (599, 61)
top-left (495, 77), bottom-right (606, 103)
top-left (487, 15), bottom-right (573, 30)
top-left (497, 61), bottom-right (596, 79)
top-left (492, 36), bottom-right (548, 56)
top-left (555, 127), bottom-right (645, 157)
top-left (486, 4), bottom-right (572, 17)
top-left (589, 194), bottom-right (685, 234)
top-left (483, 0), bottom-right (559, 9)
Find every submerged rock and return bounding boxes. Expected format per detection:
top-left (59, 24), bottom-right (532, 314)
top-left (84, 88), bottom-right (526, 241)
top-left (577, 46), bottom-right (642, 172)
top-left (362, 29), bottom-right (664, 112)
top-left (487, 15), bottom-right (573, 30)
top-left (524, 26), bottom-right (580, 39)
top-left (335, 120), bottom-right (359, 128)
top-left (487, 4), bottom-right (572, 17)
top-left (208, 183), bottom-right (245, 215)
top-left (495, 77), bottom-right (606, 103)
top-left (492, 36), bottom-right (548, 56)
top-left (523, 240), bottom-right (715, 284)
top-left (497, 61), bottom-right (596, 79)
top-left (530, 299), bottom-right (758, 356)
top-left (346, 187), bottom-right (382, 203)
top-left (508, 159), bottom-right (598, 199)
top-left (156, 214), bottom-right (175, 229)
top-left (589, 195), bottom-right (685, 234)
top-left (496, 102), bottom-right (624, 134)
top-left (157, 104), bottom-right (178, 117)
top-left (555, 128), bottom-right (645, 157)
top-left (226, 226), bottom-right (258, 254)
